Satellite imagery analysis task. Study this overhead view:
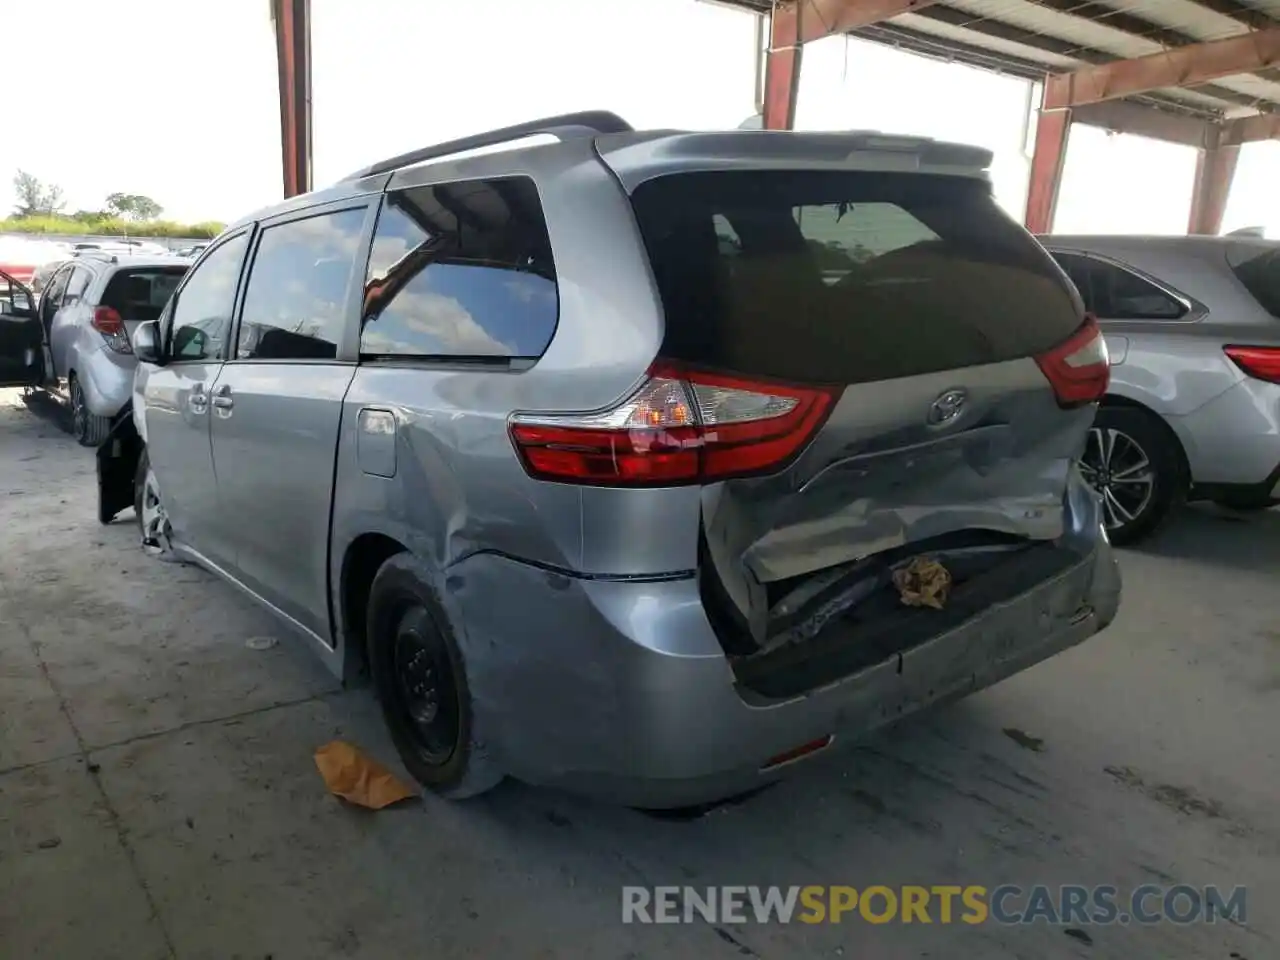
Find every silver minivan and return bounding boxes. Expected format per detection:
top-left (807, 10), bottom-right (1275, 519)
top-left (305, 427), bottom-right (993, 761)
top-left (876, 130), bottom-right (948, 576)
top-left (89, 113), bottom-right (1122, 808)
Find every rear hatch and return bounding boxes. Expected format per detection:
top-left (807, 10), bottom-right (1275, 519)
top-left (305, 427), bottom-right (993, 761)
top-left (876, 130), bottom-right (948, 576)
top-left (624, 164), bottom-right (1105, 664)
top-left (99, 266), bottom-right (187, 342)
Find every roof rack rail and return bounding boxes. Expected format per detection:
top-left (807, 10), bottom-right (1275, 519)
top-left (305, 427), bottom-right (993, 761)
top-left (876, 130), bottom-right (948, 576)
top-left (342, 110), bottom-right (634, 181)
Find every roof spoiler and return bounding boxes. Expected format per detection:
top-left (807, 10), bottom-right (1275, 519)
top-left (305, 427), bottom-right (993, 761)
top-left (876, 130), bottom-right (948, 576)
top-left (1226, 226), bottom-right (1267, 238)
top-left (341, 110), bottom-right (634, 181)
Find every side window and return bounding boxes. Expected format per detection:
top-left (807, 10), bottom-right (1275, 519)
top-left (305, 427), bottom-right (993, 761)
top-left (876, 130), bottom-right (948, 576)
top-left (41, 266), bottom-right (72, 318)
top-left (361, 176), bottom-right (558, 360)
top-left (1, 274), bottom-right (32, 313)
top-left (63, 267), bottom-right (91, 305)
top-left (1051, 252), bottom-right (1186, 320)
top-left (169, 233), bottom-right (250, 361)
top-left (235, 207), bottom-right (366, 361)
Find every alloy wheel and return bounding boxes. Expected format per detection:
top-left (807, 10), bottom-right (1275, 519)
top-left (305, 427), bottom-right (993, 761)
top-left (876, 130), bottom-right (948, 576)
top-left (1080, 426), bottom-right (1156, 533)
top-left (139, 466), bottom-right (173, 555)
top-left (390, 604), bottom-right (460, 765)
top-left (70, 378), bottom-right (87, 441)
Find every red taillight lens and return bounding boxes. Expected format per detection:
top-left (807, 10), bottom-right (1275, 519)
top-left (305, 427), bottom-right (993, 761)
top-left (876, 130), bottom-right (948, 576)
top-left (509, 362), bottom-right (837, 486)
top-left (1035, 314), bottom-right (1109, 407)
top-left (1224, 345), bottom-right (1280, 384)
top-left (91, 306), bottom-right (132, 354)
top-left (91, 306), bottom-right (125, 335)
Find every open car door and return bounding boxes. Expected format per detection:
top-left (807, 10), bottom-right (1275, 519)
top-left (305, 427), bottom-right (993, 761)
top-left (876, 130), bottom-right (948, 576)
top-left (0, 268), bottom-right (44, 387)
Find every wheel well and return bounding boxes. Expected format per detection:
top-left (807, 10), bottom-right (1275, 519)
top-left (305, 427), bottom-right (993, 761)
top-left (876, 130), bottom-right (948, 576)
top-left (1099, 394), bottom-right (1191, 485)
top-left (339, 533), bottom-right (408, 679)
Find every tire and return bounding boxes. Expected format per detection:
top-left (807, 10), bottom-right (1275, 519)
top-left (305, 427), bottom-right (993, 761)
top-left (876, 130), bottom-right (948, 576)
top-left (366, 553), bottom-right (502, 800)
top-left (1081, 406), bottom-right (1185, 546)
top-left (69, 374), bottom-right (111, 447)
top-left (134, 447), bottom-right (176, 558)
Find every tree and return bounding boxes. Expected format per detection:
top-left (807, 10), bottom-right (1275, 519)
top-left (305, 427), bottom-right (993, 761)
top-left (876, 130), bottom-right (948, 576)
top-left (12, 170), bottom-right (66, 217)
top-left (105, 192), bottom-right (163, 221)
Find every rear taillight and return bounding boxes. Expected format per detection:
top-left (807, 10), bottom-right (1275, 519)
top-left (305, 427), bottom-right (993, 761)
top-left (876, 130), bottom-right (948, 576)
top-left (92, 306), bottom-right (132, 354)
top-left (1224, 345), bottom-right (1280, 384)
top-left (1035, 314), bottom-right (1109, 407)
top-left (509, 361), bottom-right (838, 486)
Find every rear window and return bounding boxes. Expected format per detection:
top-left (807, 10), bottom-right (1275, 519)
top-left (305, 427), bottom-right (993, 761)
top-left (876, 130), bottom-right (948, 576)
top-left (1228, 245), bottom-right (1280, 320)
top-left (102, 267), bottom-right (188, 323)
top-left (629, 171), bottom-right (1083, 385)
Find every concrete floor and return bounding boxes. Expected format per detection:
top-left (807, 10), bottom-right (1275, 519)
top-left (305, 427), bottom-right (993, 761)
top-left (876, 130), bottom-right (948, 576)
top-left (0, 387), bottom-right (1275, 960)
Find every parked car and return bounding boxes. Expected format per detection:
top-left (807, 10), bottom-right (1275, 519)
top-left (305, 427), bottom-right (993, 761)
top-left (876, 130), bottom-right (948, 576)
top-left (0, 253), bottom-right (189, 444)
top-left (0, 236), bottom-right (68, 286)
top-left (173, 243), bottom-right (208, 259)
top-left (1040, 235), bottom-right (1280, 543)
top-left (85, 112), bottom-right (1121, 808)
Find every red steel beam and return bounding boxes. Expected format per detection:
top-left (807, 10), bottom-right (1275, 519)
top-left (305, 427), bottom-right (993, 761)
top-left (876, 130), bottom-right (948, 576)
top-left (1044, 26), bottom-right (1280, 109)
top-left (1024, 106), bottom-right (1071, 234)
top-left (762, 0), bottom-right (941, 130)
top-left (793, 0), bottom-right (939, 42)
top-left (1187, 133), bottom-right (1240, 234)
top-left (272, 0), bottom-right (313, 198)
top-left (1221, 111), bottom-right (1280, 145)
top-left (763, 5), bottom-right (802, 129)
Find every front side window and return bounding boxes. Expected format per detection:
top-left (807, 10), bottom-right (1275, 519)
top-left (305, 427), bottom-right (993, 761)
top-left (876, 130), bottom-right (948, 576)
top-left (1, 273), bottom-right (33, 314)
top-left (63, 267), bottom-right (91, 305)
top-left (361, 176), bottom-right (558, 360)
top-left (41, 266), bottom-right (73, 320)
top-left (169, 232), bottom-right (249, 361)
top-left (1052, 252), bottom-right (1187, 321)
top-left (235, 207), bottom-right (366, 361)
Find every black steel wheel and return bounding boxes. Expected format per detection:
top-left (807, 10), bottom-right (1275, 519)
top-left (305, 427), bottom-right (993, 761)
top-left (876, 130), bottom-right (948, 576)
top-left (1080, 406), bottom-right (1184, 545)
top-left (366, 553), bottom-right (502, 799)
top-left (390, 604), bottom-right (461, 765)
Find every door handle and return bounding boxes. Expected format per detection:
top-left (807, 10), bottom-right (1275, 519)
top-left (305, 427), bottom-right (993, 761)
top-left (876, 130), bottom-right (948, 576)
top-left (187, 383), bottom-right (208, 415)
top-left (211, 384), bottom-right (233, 417)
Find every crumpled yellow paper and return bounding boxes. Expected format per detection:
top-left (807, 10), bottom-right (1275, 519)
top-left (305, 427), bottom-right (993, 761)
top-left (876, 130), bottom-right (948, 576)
top-left (892, 557), bottom-right (952, 610)
top-left (313, 740), bottom-right (418, 809)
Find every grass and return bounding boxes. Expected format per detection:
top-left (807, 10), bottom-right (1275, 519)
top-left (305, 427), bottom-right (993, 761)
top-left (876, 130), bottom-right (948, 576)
top-left (0, 215), bottom-right (225, 239)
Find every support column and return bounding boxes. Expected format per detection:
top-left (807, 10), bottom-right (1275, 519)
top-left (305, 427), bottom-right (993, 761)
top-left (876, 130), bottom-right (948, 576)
top-left (762, 4), bottom-right (801, 131)
top-left (272, 0), bottom-right (312, 198)
top-left (1024, 101), bottom-right (1071, 235)
top-left (1187, 130), bottom-right (1240, 235)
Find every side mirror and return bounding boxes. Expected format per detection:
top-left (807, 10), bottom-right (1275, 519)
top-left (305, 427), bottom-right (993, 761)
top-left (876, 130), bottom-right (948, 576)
top-left (133, 320), bottom-right (164, 364)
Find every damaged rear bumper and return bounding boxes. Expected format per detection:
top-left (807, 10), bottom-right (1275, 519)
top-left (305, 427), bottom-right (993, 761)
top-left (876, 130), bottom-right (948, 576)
top-left (449, 525), bottom-right (1120, 809)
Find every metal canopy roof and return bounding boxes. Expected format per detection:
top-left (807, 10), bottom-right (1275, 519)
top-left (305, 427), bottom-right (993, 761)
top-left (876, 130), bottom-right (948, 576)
top-left (720, 0), bottom-right (1280, 133)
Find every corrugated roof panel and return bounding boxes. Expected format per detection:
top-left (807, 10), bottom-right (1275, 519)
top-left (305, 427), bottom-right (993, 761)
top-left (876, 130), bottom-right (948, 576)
top-left (893, 11), bottom-right (1086, 67)
top-left (1206, 73), bottom-right (1280, 103)
top-left (1086, 0), bottom-right (1250, 40)
top-left (942, 0), bottom-right (1171, 58)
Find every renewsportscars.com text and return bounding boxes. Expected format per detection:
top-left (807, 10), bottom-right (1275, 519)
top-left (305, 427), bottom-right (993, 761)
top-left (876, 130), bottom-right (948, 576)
top-left (621, 884), bottom-right (1246, 926)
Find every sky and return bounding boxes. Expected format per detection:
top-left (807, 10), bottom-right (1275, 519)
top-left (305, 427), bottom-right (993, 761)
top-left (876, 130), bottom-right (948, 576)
top-left (1, 0), bottom-right (1275, 235)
